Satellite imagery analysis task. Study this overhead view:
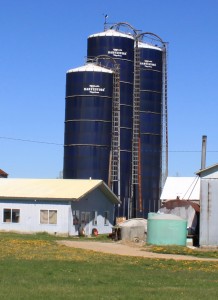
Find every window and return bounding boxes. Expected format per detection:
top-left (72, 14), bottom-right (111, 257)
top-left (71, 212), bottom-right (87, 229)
top-left (92, 211), bottom-right (97, 226)
top-left (81, 212), bottom-right (90, 225)
top-left (40, 210), bottom-right (57, 224)
top-left (3, 209), bottom-right (20, 223)
top-left (104, 211), bottom-right (109, 226)
top-left (72, 210), bottom-right (80, 225)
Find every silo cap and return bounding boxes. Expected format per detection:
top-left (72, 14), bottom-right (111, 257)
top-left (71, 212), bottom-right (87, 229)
top-left (67, 63), bottom-right (113, 74)
top-left (88, 29), bottom-right (134, 40)
top-left (138, 41), bottom-right (162, 51)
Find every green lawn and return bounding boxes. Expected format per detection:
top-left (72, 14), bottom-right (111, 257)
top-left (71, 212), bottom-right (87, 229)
top-left (0, 233), bottom-right (217, 300)
top-left (145, 244), bottom-right (218, 259)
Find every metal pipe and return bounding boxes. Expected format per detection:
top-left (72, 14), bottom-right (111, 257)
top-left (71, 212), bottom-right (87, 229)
top-left (201, 135), bottom-right (207, 170)
top-left (138, 136), bottom-right (143, 213)
top-left (108, 150), bottom-right (112, 188)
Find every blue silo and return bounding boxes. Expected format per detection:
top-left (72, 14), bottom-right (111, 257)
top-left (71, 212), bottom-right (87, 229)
top-left (87, 29), bottom-right (135, 217)
top-left (137, 42), bottom-right (163, 217)
top-left (63, 63), bottom-right (113, 182)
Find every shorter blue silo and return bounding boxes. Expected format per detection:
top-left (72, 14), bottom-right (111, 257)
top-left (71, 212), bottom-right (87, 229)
top-left (63, 63), bottom-right (114, 183)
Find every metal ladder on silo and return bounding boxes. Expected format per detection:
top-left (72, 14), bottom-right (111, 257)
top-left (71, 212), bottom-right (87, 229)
top-left (161, 44), bottom-right (168, 191)
top-left (132, 39), bottom-right (140, 185)
top-left (130, 39), bottom-right (141, 217)
top-left (111, 66), bottom-right (120, 196)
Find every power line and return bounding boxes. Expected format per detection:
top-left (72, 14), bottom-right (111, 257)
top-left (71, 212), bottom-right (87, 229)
top-left (0, 136), bottom-right (63, 146)
top-left (1, 135), bottom-right (218, 152)
top-left (169, 150), bottom-right (218, 153)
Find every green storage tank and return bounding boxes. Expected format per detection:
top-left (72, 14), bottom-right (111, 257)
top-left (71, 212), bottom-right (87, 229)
top-left (147, 213), bottom-right (187, 246)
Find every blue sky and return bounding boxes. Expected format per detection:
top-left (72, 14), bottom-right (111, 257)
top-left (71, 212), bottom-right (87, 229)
top-left (1, 0), bottom-right (218, 178)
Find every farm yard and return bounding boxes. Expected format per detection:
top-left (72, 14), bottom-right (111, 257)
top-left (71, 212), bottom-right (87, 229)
top-left (0, 232), bottom-right (218, 300)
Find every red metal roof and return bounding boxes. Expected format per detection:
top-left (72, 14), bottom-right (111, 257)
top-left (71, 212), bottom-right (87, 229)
top-left (0, 169), bottom-right (8, 177)
top-left (161, 199), bottom-right (200, 213)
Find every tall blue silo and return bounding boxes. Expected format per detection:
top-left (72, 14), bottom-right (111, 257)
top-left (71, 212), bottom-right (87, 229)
top-left (87, 29), bottom-right (135, 217)
top-left (63, 63), bottom-right (113, 182)
top-left (137, 42), bottom-right (163, 217)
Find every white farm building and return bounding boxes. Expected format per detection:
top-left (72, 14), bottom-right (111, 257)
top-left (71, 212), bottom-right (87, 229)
top-left (0, 178), bottom-right (120, 236)
top-left (160, 177), bottom-right (200, 203)
top-left (196, 163), bottom-right (218, 247)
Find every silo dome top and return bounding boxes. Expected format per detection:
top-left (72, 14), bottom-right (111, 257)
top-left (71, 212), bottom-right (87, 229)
top-left (88, 29), bottom-right (134, 40)
top-left (138, 41), bottom-right (162, 51)
top-left (67, 63), bottom-right (113, 74)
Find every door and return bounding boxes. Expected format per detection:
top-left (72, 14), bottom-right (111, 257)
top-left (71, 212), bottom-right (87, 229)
top-left (81, 212), bottom-right (91, 236)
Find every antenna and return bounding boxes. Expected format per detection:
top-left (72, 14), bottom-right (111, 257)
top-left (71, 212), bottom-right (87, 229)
top-left (104, 14), bottom-right (108, 31)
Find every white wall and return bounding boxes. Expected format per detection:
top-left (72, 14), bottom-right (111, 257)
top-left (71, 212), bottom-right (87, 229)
top-left (200, 179), bottom-right (218, 247)
top-left (0, 200), bottom-right (70, 235)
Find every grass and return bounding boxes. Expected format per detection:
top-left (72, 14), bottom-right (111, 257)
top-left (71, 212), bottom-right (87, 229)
top-left (0, 232), bottom-right (218, 299)
top-left (145, 244), bottom-right (218, 259)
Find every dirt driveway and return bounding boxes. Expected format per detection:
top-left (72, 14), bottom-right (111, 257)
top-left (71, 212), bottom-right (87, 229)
top-left (58, 240), bottom-right (218, 262)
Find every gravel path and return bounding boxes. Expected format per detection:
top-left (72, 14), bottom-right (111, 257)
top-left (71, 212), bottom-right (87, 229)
top-left (58, 240), bottom-right (218, 262)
